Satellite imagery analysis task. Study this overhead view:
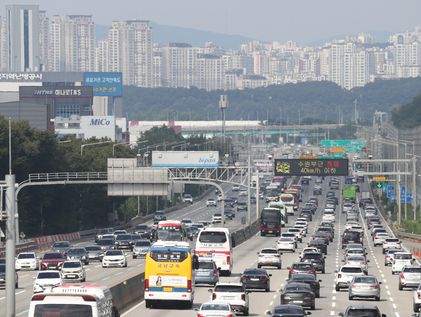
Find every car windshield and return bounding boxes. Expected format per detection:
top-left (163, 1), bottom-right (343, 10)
top-left (274, 306), bottom-right (304, 314)
top-left (395, 253), bottom-right (412, 260)
top-left (244, 269), bottom-right (265, 275)
top-left (341, 267), bottom-right (362, 273)
top-left (285, 284), bottom-right (311, 291)
top-left (303, 253), bottom-right (323, 259)
top-left (386, 239), bottom-right (399, 242)
top-left (214, 285), bottom-right (244, 292)
top-left (293, 263), bottom-right (313, 269)
top-left (261, 249), bottom-right (278, 254)
top-left (135, 225), bottom-right (148, 231)
top-left (62, 262), bottom-right (81, 268)
top-left (38, 272), bottom-right (60, 279)
top-left (97, 239), bottom-right (113, 246)
top-left (348, 256), bottom-right (365, 261)
top-left (201, 304), bottom-right (229, 311)
top-left (292, 274), bottom-right (315, 281)
top-left (354, 277), bottom-right (377, 283)
top-left (116, 234), bottom-right (131, 240)
top-left (135, 241), bottom-right (151, 247)
top-left (53, 242), bottom-right (69, 248)
top-left (404, 267), bottom-right (421, 273)
top-left (198, 262), bottom-right (215, 270)
top-left (18, 253), bottom-right (35, 259)
top-left (85, 246), bottom-right (101, 252)
top-left (0, 265), bottom-right (5, 273)
top-left (346, 309), bottom-right (380, 317)
top-left (105, 250), bottom-right (123, 256)
top-left (43, 253), bottom-right (63, 259)
top-left (67, 249), bottom-right (85, 255)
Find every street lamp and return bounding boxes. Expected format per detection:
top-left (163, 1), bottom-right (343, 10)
top-left (112, 142), bottom-right (131, 157)
top-left (80, 140), bottom-right (112, 156)
top-left (219, 95), bottom-right (229, 153)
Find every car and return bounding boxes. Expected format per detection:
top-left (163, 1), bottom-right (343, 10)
top-left (102, 249), bottom-right (127, 268)
top-left (373, 232), bottom-right (390, 247)
top-left (280, 282), bottom-right (316, 310)
top-left (335, 265), bottom-right (366, 291)
top-left (237, 201), bottom-right (248, 211)
top-left (299, 247), bottom-right (320, 259)
top-left (94, 228), bottom-right (113, 242)
top-left (33, 270), bottom-right (62, 293)
top-left (240, 268), bottom-right (271, 292)
top-left (343, 255), bottom-right (369, 272)
top-left (212, 213), bottom-right (223, 224)
top-left (133, 224), bottom-right (153, 239)
top-left (66, 247), bottom-right (89, 265)
top-left (232, 185), bottom-right (240, 191)
top-left (300, 252), bottom-right (325, 273)
top-left (258, 248), bottom-right (282, 269)
top-left (265, 304), bottom-right (311, 317)
top-left (114, 234), bottom-right (133, 250)
top-left (132, 240), bottom-right (151, 259)
top-left (392, 252), bottom-right (415, 275)
top-left (51, 241), bottom-right (71, 255)
top-left (61, 260), bottom-right (86, 282)
top-left (288, 228), bottom-right (304, 243)
top-left (348, 275), bottom-right (381, 301)
top-left (382, 238), bottom-right (401, 253)
top-left (194, 259), bottom-right (219, 286)
top-left (224, 209), bottom-right (236, 220)
top-left (206, 198), bottom-right (217, 207)
top-left (322, 210), bottom-right (335, 223)
top-left (282, 232), bottom-right (299, 246)
top-left (288, 262), bottom-right (317, 279)
top-left (112, 229), bottom-right (127, 238)
top-left (85, 245), bottom-right (103, 262)
top-left (413, 283), bottom-right (421, 311)
top-left (384, 249), bottom-right (401, 266)
top-left (40, 252), bottom-right (65, 270)
top-left (299, 210), bottom-right (313, 221)
top-left (308, 239), bottom-right (327, 255)
top-left (342, 230), bottom-right (362, 248)
top-left (209, 282), bottom-right (249, 315)
top-left (398, 265), bottom-right (421, 290)
top-left (153, 210), bottom-right (167, 224)
top-left (239, 189), bottom-right (248, 196)
top-left (182, 194), bottom-right (193, 204)
top-left (0, 264), bottom-right (18, 289)
top-left (312, 231), bottom-right (330, 245)
top-left (196, 302), bottom-right (235, 317)
top-left (338, 305), bottom-right (386, 317)
top-left (313, 186), bottom-right (322, 196)
top-left (96, 238), bottom-right (115, 252)
top-left (344, 248), bottom-right (367, 260)
top-left (15, 252), bottom-right (39, 270)
top-left (286, 273), bottom-right (321, 298)
top-left (277, 237), bottom-right (296, 253)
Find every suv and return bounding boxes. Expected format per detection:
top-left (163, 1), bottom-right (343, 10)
top-left (399, 265), bottom-right (421, 290)
top-left (339, 305), bottom-right (386, 317)
top-left (182, 194), bottom-right (193, 204)
top-left (382, 238), bottom-right (401, 253)
top-left (210, 282), bottom-right (249, 315)
top-left (153, 210), bottom-right (166, 224)
top-left (301, 252), bottom-right (326, 273)
top-left (335, 265), bottom-right (366, 291)
top-left (392, 252), bottom-right (415, 275)
top-left (342, 230), bottom-right (362, 248)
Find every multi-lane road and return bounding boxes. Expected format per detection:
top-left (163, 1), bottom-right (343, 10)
top-left (2, 176), bottom-right (418, 317)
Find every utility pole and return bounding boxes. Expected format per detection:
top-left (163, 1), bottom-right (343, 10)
top-left (247, 154), bottom-right (251, 225)
top-left (219, 95), bottom-right (228, 154)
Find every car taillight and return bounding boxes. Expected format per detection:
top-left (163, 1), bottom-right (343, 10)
top-left (32, 295), bottom-right (46, 301)
top-left (400, 273), bottom-right (405, 279)
top-left (212, 293), bottom-right (216, 300)
top-left (370, 284), bottom-right (380, 289)
top-left (187, 280), bottom-right (192, 292)
top-left (227, 315), bottom-right (233, 317)
top-left (82, 295), bottom-right (96, 301)
top-left (198, 314), bottom-right (204, 317)
top-left (260, 276), bottom-right (269, 280)
top-left (241, 294), bottom-right (246, 301)
top-left (241, 276), bottom-right (248, 281)
top-left (144, 279), bottom-right (149, 291)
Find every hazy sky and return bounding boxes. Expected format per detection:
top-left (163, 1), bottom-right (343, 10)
top-left (2, 0), bottom-right (421, 43)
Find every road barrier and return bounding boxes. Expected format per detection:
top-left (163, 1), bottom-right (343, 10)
top-left (32, 232), bottom-right (81, 252)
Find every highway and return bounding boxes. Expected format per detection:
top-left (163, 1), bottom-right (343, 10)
top-left (122, 177), bottom-right (415, 317)
top-left (3, 182), bottom-right (254, 316)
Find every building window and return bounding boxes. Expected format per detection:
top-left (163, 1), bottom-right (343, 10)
top-left (56, 104), bottom-right (81, 117)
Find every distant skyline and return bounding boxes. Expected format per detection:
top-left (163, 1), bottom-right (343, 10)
top-left (1, 0), bottom-right (421, 44)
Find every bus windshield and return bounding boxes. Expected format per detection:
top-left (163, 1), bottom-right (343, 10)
top-left (198, 231), bottom-right (227, 243)
top-left (156, 230), bottom-right (183, 241)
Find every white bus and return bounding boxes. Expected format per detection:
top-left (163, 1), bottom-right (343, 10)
top-left (195, 228), bottom-right (233, 275)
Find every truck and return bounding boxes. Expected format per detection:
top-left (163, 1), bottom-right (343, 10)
top-left (260, 208), bottom-right (282, 236)
top-left (268, 201), bottom-right (288, 225)
top-left (342, 184), bottom-right (356, 203)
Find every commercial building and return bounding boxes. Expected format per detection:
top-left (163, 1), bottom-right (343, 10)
top-left (6, 4), bottom-right (40, 72)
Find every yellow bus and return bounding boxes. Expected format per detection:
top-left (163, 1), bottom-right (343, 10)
top-left (144, 241), bottom-right (198, 309)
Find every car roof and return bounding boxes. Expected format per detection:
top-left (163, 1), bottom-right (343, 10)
top-left (215, 282), bottom-right (243, 287)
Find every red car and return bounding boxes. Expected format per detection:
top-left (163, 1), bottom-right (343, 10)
top-left (40, 252), bottom-right (65, 270)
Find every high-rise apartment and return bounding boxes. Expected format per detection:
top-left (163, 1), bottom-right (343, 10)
top-left (0, 16), bottom-right (7, 71)
top-left (6, 4), bottom-right (40, 71)
top-left (162, 43), bottom-right (198, 88)
top-left (39, 10), bottom-right (49, 71)
top-left (48, 15), bottom-right (65, 71)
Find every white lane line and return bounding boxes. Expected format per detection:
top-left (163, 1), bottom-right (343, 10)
top-left (332, 302), bottom-right (336, 307)
top-left (121, 300), bottom-right (145, 316)
top-left (330, 311), bottom-right (335, 316)
top-left (0, 296), bottom-right (5, 301)
top-left (102, 276), bottom-right (111, 281)
top-left (16, 290), bottom-right (26, 296)
top-left (269, 300), bottom-right (274, 306)
top-left (389, 297), bottom-right (394, 302)
top-left (395, 312), bottom-right (400, 317)
top-left (332, 296), bottom-right (336, 300)
top-left (392, 303), bottom-right (397, 309)
top-left (272, 294), bottom-right (277, 299)
top-left (16, 309), bottom-right (29, 316)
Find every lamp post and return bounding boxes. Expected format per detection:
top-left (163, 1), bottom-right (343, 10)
top-left (112, 142), bottom-right (131, 157)
top-left (80, 140), bottom-right (112, 156)
top-left (219, 95), bottom-right (229, 154)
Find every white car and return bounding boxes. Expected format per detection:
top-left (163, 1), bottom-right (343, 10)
top-left (232, 185), bottom-right (240, 191)
top-left (392, 252), bottom-right (414, 275)
top-left (344, 255), bottom-right (369, 272)
top-left (182, 194), bottom-right (193, 204)
top-left (206, 199), bottom-right (217, 207)
top-left (33, 270), bottom-right (62, 293)
top-left (382, 238), bottom-right (402, 253)
top-left (276, 237), bottom-right (296, 253)
top-left (322, 210), bottom-right (335, 222)
top-left (210, 282), bottom-right (249, 315)
top-left (373, 232), bottom-right (390, 247)
top-left (15, 252), bottom-right (39, 270)
top-left (239, 189), bottom-right (247, 196)
top-left (257, 248), bottom-right (282, 269)
top-left (299, 247), bottom-right (320, 259)
top-left (212, 213), bottom-right (223, 224)
top-left (288, 228), bottom-right (303, 243)
top-left (61, 260), bottom-right (86, 282)
top-left (335, 265), bottom-right (366, 291)
top-left (196, 302), bottom-right (235, 317)
top-left (102, 250), bottom-right (127, 268)
top-left (281, 233), bottom-right (298, 246)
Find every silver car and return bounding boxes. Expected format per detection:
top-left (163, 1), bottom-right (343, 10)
top-left (257, 248), bottom-right (282, 269)
top-left (348, 275), bottom-right (381, 301)
top-left (399, 265), bottom-right (421, 290)
top-left (194, 259), bottom-right (219, 286)
top-left (132, 240), bottom-right (151, 259)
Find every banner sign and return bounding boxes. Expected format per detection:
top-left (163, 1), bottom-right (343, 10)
top-left (83, 72), bottom-right (122, 96)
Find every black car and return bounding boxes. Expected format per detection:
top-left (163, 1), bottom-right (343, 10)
top-left (0, 264), bottom-right (18, 288)
top-left (153, 211), bottom-right (166, 224)
top-left (280, 282), bottom-right (316, 310)
top-left (240, 268), bottom-right (271, 292)
top-left (267, 304), bottom-right (311, 317)
top-left (342, 230), bottom-right (362, 248)
top-left (312, 231), bottom-right (330, 245)
top-left (114, 234), bottom-right (133, 250)
top-left (237, 201), bottom-right (247, 211)
top-left (339, 304), bottom-right (386, 317)
top-left (300, 253), bottom-right (326, 273)
top-left (132, 225), bottom-right (153, 239)
top-left (224, 209), bottom-right (235, 220)
top-left (287, 273), bottom-right (321, 298)
top-left (66, 248), bottom-right (89, 265)
top-left (313, 186), bottom-right (322, 195)
top-left (308, 239), bottom-right (328, 255)
top-left (315, 228), bottom-right (334, 241)
top-left (96, 238), bottom-right (114, 252)
top-left (299, 211), bottom-right (312, 222)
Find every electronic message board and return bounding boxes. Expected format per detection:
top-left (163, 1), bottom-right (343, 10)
top-left (274, 158), bottom-right (349, 176)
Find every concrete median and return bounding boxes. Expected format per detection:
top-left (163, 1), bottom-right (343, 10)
top-left (111, 272), bottom-right (145, 313)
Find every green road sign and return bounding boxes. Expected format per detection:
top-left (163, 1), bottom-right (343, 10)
top-left (321, 139), bottom-right (366, 153)
top-left (375, 182), bottom-right (383, 189)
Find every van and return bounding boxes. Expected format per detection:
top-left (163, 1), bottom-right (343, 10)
top-left (28, 284), bottom-right (119, 317)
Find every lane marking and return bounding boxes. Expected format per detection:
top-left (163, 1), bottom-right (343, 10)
top-left (16, 309), bottom-right (29, 316)
top-left (121, 300), bottom-right (145, 316)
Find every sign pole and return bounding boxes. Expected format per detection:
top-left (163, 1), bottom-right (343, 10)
top-left (5, 174), bottom-right (16, 317)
